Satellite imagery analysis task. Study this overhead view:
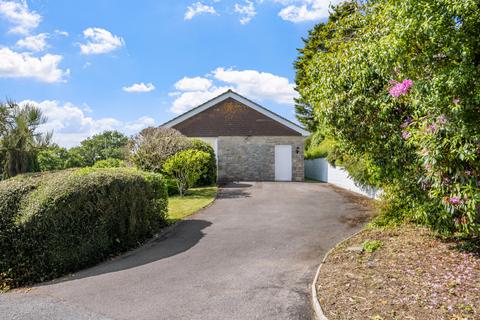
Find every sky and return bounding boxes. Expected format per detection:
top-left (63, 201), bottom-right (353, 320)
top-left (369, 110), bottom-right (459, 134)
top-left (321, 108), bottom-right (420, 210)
top-left (0, 0), bottom-right (340, 148)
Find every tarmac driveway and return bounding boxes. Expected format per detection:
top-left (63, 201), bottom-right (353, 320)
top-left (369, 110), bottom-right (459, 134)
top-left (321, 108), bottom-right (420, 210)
top-left (1, 182), bottom-right (371, 320)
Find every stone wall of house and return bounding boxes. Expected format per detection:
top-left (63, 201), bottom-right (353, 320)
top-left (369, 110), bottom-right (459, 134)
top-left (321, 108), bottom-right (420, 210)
top-left (217, 136), bottom-right (304, 182)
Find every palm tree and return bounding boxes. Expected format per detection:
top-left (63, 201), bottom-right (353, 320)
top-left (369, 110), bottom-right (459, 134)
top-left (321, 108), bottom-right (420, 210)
top-left (0, 101), bottom-right (50, 179)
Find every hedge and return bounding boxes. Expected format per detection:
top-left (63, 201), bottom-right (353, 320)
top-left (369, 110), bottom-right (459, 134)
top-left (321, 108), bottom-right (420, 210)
top-left (0, 168), bottom-right (168, 289)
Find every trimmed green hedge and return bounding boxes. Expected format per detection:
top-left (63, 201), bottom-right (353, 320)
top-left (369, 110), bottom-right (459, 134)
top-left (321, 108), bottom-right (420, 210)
top-left (0, 168), bottom-right (168, 289)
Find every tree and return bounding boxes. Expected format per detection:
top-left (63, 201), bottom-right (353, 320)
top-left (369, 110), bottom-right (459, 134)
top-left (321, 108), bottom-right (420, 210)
top-left (293, 1), bottom-right (360, 132)
top-left (37, 144), bottom-right (69, 171)
top-left (0, 101), bottom-right (50, 178)
top-left (129, 127), bottom-right (191, 173)
top-left (162, 149), bottom-right (211, 196)
top-left (67, 131), bottom-right (129, 167)
top-left (298, 0), bottom-right (480, 236)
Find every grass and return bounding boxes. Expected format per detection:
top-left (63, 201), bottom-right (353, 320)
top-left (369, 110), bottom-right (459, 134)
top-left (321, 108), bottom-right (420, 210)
top-left (167, 186), bottom-right (217, 222)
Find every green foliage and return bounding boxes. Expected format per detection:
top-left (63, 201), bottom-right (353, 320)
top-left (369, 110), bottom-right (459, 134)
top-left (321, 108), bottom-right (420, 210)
top-left (129, 128), bottom-right (217, 185)
top-left (162, 149), bottom-right (211, 197)
top-left (304, 137), bottom-right (336, 160)
top-left (0, 168), bottom-right (168, 289)
top-left (37, 144), bottom-right (69, 171)
top-left (189, 139), bottom-right (217, 186)
top-left (362, 240), bottom-right (383, 253)
top-left (294, 1), bottom-right (360, 132)
top-left (92, 158), bottom-right (126, 168)
top-left (298, 0), bottom-right (480, 237)
top-left (165, 178), bottom-right (180, 196)
top-left (0, 101), bottom-right (50, 179)
top-left (67, 131), bottom-right (129, 167)
top-left (129, 127), bottom-right (191, 173)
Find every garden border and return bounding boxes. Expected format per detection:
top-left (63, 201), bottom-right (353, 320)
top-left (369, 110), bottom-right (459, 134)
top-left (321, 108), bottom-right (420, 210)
top-left (311, 229), bottom-right (366, 320)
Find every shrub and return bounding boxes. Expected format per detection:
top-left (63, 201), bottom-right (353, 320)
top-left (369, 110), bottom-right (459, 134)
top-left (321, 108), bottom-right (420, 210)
top-left (189, 139), bottom-right (217, 185)
top-left (298, 0), bottom-right (480, 237)
top-left (163, 149), bottom-right (211, 197)
top-left (92, 158), bottom-right (126, 168)
top-left (0, 168), bottom-right (168, 289)
top-left (129, 127), bottom-right (191, 173)
top-left (165, 178), bottom-right (180, 196)
top-left (304, 137), bottom-right (336, 160)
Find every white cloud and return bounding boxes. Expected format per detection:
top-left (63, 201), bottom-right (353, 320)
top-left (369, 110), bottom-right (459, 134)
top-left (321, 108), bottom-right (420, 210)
top-left (184, 2), bottom-right (217, 20)
top-left (212, 67), bottom-right (297, 104)
top-left (123, 116), bottom-right (156, 132)
top-left (235, 0), bottom-right (256, 24)
top-left (15, 32), bottom-right (48, 51)
top-left (175, 76), bottom-right (212, 91)
top-left (54, 29), bottom-right (69, 37)
top-left (276, 0), bottom-right (342, 23)
top-left (0, 47), bottom-right (69, 82)
top-left (122, 82), bottom-right (155, 93)
top-left (0, 0), bottom-right (41, 34)
top-left (80, 27), bottom-right (125, 55)
top-left (170, 86), bottom-right (230, 114)
top-left (21, 100), bottom-right (155, 148)
top-left (169, 67), bottom-right (298, 114)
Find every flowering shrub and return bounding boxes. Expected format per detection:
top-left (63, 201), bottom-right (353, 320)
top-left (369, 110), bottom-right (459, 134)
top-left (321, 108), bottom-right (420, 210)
top-left (389, 79), bottom-right (414, 98)
top-left (298, 0), bottom-right (480, 236)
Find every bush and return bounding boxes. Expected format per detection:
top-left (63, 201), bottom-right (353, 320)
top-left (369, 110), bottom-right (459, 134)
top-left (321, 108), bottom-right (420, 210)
top-left (0, 168), bottom-right (168, 289)
top-left (304, 137), bottom-right (336, 160)
top-left (129, 127), bottom-right (191, 173)
top-left (163, 149), bottom-right (211, 197)
top-left (92, 158), bottom-right (126, 168)
top-left (189, 139), bottom-right (217, 185)
top-left (298, 0), bottom-right (480, 237)
top-left (165, 178), bottom-right (180, 196)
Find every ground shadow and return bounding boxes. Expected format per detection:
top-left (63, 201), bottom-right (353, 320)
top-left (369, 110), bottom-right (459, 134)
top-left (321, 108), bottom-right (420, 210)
top-left (218, 182), bottom-right (253, 188)
top-left (38, 219), bottom-right (212, 286)
top-left (217, 182), bottom-right (252, 199)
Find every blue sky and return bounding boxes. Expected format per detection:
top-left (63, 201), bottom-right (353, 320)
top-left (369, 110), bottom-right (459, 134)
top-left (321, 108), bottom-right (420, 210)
top-left (0, 0), bottom-right (338, 147)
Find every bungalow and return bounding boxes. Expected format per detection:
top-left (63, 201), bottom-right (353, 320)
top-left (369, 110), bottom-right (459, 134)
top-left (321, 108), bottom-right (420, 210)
top-left (162, 90), bottom-right (308, 182)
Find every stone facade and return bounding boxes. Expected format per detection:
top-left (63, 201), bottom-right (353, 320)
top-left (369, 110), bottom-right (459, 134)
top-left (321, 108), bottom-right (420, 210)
top-left (217, 136), bottom-right (304, 182)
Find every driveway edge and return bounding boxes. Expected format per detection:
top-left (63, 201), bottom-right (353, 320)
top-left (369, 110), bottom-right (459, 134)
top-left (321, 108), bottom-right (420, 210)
top-left (311, 229), bottom-right (365, 320)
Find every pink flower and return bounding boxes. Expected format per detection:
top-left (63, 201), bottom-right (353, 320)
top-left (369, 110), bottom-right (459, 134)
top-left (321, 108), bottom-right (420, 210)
top-left (437, 114), bottom-right (447, 125)
top-left (449, 197), bottom-right (461, 205)
top-left (400, 117), bottom-right (412, 128)
top-left (402, 130), bottom-right (410, 140)
top-left (389, 79), bottom-right (414, 97)
top-left (453, 98), bottom-right (460, 104)
top-left (428, 124), bottom-right (437, 133)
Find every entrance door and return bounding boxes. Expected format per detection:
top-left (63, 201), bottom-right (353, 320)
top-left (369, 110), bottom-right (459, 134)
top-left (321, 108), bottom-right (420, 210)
top-left (274, 145), bottom-right (292, 181)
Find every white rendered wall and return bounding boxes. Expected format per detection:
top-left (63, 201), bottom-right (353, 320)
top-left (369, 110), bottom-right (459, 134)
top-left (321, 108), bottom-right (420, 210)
top-left (305, 158), bottom-right (380, 199)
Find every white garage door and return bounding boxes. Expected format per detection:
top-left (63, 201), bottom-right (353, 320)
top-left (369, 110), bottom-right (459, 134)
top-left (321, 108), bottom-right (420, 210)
top-left (274, 145), bottom-right (292, 181)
